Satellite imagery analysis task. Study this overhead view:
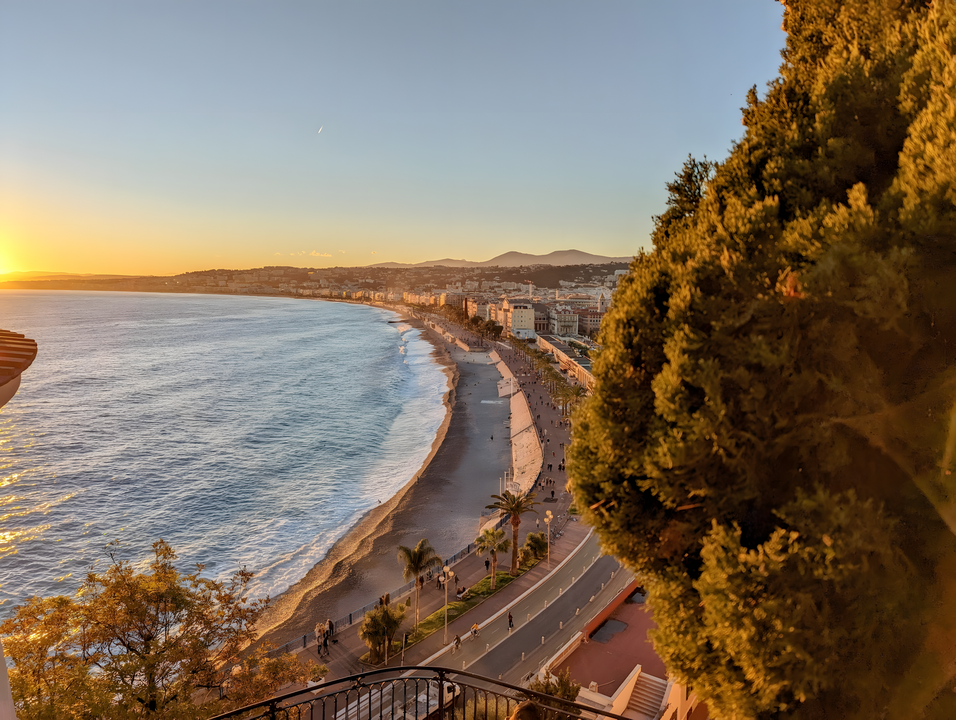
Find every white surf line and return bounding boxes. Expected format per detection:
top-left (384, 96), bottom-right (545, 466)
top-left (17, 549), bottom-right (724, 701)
top-left (419, 528), bottom-right (597, 668)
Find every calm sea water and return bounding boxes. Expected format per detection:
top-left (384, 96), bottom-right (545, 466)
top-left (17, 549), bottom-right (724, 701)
top-left (0, 291), bottom-right (448, 616)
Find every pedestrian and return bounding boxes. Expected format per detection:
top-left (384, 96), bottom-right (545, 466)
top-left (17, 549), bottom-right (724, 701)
top-left (536, 518), bottom-right (540, 529)
top-left (323, 631), bottom-right (330, 655)
top-left (508, 612), bottom-right (514, 629)
top-left (551, 489), bottom-right (555, 499)
top-left (485, 558), bottom-right (491, 574)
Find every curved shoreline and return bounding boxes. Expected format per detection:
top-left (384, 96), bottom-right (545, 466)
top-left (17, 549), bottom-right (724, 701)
top-left (253, 308), bottom-right (465, 645)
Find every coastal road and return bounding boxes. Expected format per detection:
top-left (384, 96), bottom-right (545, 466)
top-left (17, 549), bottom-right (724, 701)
top-left (471, 556), bottom-right (633, 685)
top-left (424, 530), bottom-right (631, 680)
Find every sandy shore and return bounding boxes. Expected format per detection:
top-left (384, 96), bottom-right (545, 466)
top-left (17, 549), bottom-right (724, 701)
top-left (255, 307), bottom-right (511, 647)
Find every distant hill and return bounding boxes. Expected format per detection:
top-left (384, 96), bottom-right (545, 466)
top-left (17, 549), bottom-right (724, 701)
top-left (369, 249), bottom-right (633, 268)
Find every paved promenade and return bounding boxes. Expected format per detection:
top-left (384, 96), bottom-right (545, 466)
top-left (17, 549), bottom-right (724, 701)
top-left (294, 520), bottom-right (592, 680)
top-left (287, 315), bottom-right (591, 686)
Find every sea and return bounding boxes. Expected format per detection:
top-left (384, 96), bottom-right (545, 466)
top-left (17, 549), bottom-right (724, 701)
top-left (0, 291), bottom-right (449, 618)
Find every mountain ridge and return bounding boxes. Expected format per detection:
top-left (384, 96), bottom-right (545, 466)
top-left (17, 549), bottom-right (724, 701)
top-left (368, 249), bottom-right (632, 269)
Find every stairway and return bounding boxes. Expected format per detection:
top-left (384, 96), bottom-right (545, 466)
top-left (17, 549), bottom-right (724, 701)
top-left (626, 673), bottom-right (669, 719)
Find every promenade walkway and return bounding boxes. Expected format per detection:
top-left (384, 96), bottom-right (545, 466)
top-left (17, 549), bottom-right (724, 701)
top-left (286, 314), bottom-right (584, 684)
top-left (293, 520), bottom-right (591, 678)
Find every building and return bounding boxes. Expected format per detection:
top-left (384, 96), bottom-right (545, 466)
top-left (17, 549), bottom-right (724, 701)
top-left (502, 299), bottom-right (536, 339)
top-left (532, 303), bottom-right (551, 333)
top-left (549, 306), bottom-right (580, 336)
top-left (575, 309), bottom-right (605, 336)
top-left (466, 297), bottom-right (492, 320)
top-left (538, 582), bottom-right (706, 720)
top-left (537, 334), bottom-right (595, 390)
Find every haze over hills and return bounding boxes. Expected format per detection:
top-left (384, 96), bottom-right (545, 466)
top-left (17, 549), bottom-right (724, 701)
top-left (369, 249), bottom-right (633, 269)
top-left (1, 250), bottom-right (632, 281)
top-left (0, 271), bottom-right (139, 282)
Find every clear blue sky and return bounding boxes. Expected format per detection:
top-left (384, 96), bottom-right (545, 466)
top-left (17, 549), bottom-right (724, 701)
top-left (0, 1), bottom-right (786, 274)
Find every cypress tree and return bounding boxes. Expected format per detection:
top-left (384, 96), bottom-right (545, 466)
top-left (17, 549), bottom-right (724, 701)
top-left (569, 2), bottom-right (956, 717)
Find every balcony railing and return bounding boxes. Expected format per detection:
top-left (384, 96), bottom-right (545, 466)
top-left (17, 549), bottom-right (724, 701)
top-left (209, 666), bottom-right (633, 720)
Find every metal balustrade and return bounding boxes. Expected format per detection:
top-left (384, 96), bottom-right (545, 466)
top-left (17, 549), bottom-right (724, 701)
top-left (209, 665), bottom-right (634, 720)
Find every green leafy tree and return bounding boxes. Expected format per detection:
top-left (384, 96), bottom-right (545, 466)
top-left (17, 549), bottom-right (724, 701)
top-left (0, 540), bottom-right (326, 719)
top-left (474, 528), bottom-right (511, 590)
top-left (527, 668), bottom-right (580, 702)
top-left (358, 603), bottom-right (406, 665)
top-left (486, 491), bottom-right (540, 575)
top-left (568, 2), bottom-right (956, 717)
top-left (527, 667), bottom-right (582, 719)
top-left (522, 531), bottom-right (548, 560)
top-left (396, 538), bottom-right (442, 628)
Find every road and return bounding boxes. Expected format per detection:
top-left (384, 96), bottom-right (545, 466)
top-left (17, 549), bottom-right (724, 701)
top-left (424, 530), bottom-right (633, 682)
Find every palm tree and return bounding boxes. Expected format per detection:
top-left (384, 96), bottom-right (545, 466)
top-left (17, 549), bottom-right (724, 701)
top-left (397, 538), bottom-right (442, 628)
top-left (359, 603), bottom-right (406, 664)
top-left (474, 528), bottom-right (511, 590)
top-left (487, 491), bottom-right (540, 575)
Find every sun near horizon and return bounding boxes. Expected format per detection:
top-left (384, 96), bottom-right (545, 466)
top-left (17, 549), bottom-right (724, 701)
top-left (0, 2), bottom-right (787, 281)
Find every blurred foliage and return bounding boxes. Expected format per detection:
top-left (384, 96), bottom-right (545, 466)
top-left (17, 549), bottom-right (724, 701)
top-left (568, 1), bottom-right (956, 717)
top-left (527, 668), bottom-right (581, 702)
top-left (0, 540), bottom-right (326, 719)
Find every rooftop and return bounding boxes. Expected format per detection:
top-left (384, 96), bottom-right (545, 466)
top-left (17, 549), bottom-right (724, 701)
top-left (557, 591), bottom-right (667, 694)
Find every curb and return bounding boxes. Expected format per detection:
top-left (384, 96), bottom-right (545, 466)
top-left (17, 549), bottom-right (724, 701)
top-left (418, 528), bottom-right (596, 668)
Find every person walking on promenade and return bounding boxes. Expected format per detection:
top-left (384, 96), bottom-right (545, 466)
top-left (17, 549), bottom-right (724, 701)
top-left (508, 612), bottom-right (514, 629)
top-left (485, 558), bottom-right (491, 574)
top-left (322, 631), bottom-right (330, 656)
top-left (315, 623), bottom-right (326, 654)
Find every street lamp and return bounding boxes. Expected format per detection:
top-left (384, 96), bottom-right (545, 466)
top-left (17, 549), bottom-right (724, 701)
top-left (442, 565), bottom-right (455, 644)
top-left (544, 511), bottom-right (553, 570)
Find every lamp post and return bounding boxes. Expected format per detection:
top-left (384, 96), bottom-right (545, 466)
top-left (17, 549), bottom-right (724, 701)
top-left (544, 510), bottom-right (553, 570)
top-left (442, 565), bottom-right (455, 644)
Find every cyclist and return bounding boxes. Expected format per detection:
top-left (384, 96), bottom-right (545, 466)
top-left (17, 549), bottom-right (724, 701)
top-left (453, 634), bottom-right (462, 652)
top-left (470, 623), bottom-right (481, 639)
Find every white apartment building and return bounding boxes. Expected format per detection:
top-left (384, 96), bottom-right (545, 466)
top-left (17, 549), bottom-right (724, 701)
top-left (549, 305), bottom-right (580, 336)
top-left (502, 299), bottom-right (536, 339)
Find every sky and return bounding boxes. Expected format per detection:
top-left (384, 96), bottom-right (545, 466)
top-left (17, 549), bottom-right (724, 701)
top-left (0, 1), bottom-right (787, 276)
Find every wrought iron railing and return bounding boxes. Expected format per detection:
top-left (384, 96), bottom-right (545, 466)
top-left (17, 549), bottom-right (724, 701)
top-left (209, 665), bottom-right (633, 720)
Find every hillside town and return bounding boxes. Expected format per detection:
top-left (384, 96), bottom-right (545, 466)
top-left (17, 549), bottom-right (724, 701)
top-left (1, 261), bottom-right (629, 372)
